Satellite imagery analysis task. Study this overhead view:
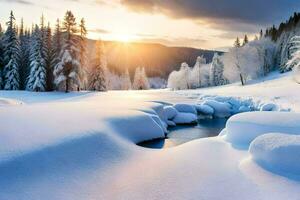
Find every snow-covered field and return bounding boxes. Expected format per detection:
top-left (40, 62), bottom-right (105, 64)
top-left (1, 72), bottom-right (300, 200)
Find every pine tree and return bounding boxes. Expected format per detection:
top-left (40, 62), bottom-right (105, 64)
top-left (260, 29), bottom-right (263, 39)
top-left (2, 11), bottom-right (20, 90)
top-left (53, 11), bottom-right (82, 92)
top-left (133, 67), bottom-right (149, 90)
top-left (287, 36), bottom-right (300, 83)
top-left (79, 18), bottom-right (87, 90)
top-left (209, 53), bottom-right (227, 86)
top-left (121, 68), bottom-right (132, 90)
top-left (89, 40), bottom-right (107, 91)
top-left (19, 18), bottom-right (31, 89)
top-left (242, 35), bottom-right (249, 46)
top-left (44, 22), bottom-right (55, 91)
top-left (26, 25), bottom-right (47, 91)
top-left (0, 23), bottom-right (4, 88)
top-left (52, 19), bottom-right (62, 66)
top-left (234, 37), bottom-right (241, 48)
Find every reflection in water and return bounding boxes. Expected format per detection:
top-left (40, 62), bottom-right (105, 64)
top-left (138, 118), bottom-right (227, 149)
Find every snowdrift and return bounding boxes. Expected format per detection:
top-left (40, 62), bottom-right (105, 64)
top-left (224, 112), bottom-right (300, 147)
top-left (250, 133), bottom-right (300, 179)
top-left (0, 98), bottom-right (24, 106)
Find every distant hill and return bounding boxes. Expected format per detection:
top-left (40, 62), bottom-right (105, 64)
top-left (86, 40), bottom-right (222, 79)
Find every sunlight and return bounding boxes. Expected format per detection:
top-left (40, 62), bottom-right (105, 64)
top-left (115, 34), bottom-right (135, 43)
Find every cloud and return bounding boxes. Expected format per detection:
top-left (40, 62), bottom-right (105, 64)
top-left (89, 28), bottom-right (111, 34)
top-left (2, 0), bottom-right (34, 5)
top-left (120, 0), bottom-right (300, 31)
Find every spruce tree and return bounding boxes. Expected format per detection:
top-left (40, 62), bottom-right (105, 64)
top-left (19, 18), bottom-right (30, 89)
top-left (121, 68), bottom-right (132, 90)
top-left (234, 37), bottom-right (241, 48)
top-left (45, 22), bottom-right (55, 91)
top-left (26, 25), bottom-right (47, 91)
top-left (242, 35), bottom-right (249, 46)
top-left (53, 11), bottom-right (82, 92)
top-left (209, 53), bottom-right (227, 86)
top-left (52, 19), bottom-right (62, 66)
top-left (79, 18), bottom-right (87, 90)
top-left (2, 11), bottom-right (20, 90)
top-left (133, 67), bottom-right (149, 90)
top-left (89, 40), bottom-right (107, 91)
top-left (0, 23), bottom-right (4, 88)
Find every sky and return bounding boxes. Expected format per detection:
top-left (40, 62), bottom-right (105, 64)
top-left (0, 0), bottom-right (299, 50)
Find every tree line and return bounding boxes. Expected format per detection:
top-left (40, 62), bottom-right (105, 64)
top-left (0, 11), bottom-right (151, 92)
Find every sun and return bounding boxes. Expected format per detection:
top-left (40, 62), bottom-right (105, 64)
top-left (115, 34), bottom-right (135, 43)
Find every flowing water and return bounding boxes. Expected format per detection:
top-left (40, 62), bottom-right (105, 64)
top-left (138, 118), bottom-right (228, 149)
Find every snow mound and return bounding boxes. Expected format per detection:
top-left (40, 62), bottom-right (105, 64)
top-left (0, 98), bottom-right (24, 106)
top-left (249, 133), bottom-right (300, 177)
top-left (174, 104), bottom-right (197, 114)
top-left (172, 112), bottom-right (198, 124)
top-left (260, 103), bottom-right (278, 111)
top-left (195, 104), bottom-right (214, 115)
top-left (202, 100), bottom-right (231, 118)
top-left (225, 112), bottom-right (300, 148)
top-left (238, 105), bottom-right (251, 113)
top-left (162, 106), bottom-right (178, 120)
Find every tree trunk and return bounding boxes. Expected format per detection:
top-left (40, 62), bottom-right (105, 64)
top-left (239, 74), bottom-right (245, 86)
top-left (65, 78), bottom-right (69, 93)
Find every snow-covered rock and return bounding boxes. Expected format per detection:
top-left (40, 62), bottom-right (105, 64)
top-left (166, 120), bottom-right (176, 126)
top-left (195, 104), bottom-right (214, 115)
top-left (174, 104), bottom-right (197, 115)
top-left (202, 100), bottom-right (231, 118)
top-left (172, 112), bottom-right (198, 124)
top-left (162, 106), bottom-right (178, 120)
top-left (250, 133), bottom-right (300, 176)
top-left (238, 105), bottom-right (252, 113)
top-left (225, 112), bottom-right (300, 147)
top-left (260, 103), bottom-right (278, 111)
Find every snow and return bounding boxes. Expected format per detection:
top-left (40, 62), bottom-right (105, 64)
top-left (172, 112), bottom-right (198, 124)
top-left (249, 133), bottom-right (300, 179)
top-left (1, 72), bottom-right (300, 200)
top-left (162, 105), bottom-right (178, 120)
top-left (225, 112), bottom-right (300, 148)
top-left (260, 103), bottom-right (278, 111)
top-left (174, 103), bottom-right (197, 114)
top-left (202, 100), bottom-right (232, 118)
top-left (195, 104), bottom-right (214, 115)
top-left (0, 97), bottom-right (24, 106)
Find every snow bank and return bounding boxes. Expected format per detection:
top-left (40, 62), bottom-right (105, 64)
top-left (195, 104), bottom-right (214, 115)
top-left (250, 133), bottom-right (300, 177)
top-left (260, 103), bottom-right (278, 111)
top-left (162, 106), bottom-right (178, 120)
top-left (0, 98), bottom-right (24, 106)
top-left (172, 112), bottom-right (198, 124)
top-left (225, 112), bottom-right (300, 148)
top-left (202, 100), bottom-right (231, 118)
top-left (174, 103), bottom-right (197, 114)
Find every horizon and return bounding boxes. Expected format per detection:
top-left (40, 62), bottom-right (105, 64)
top-left (0, 0), bottom-right (299, 51)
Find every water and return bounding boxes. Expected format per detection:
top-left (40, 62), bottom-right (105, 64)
top-left (138, 118), bottom-right (228, 149)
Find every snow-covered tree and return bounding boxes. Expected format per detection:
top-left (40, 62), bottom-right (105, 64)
top-left (242, 35), bottom-right (249, 46)
top-left (234, 37), bottom-right (241, 48)
top-left (44, 22), bottom-right (55, 91)
top-left (210, 53), bottom-right (227, 86)
top-left (19, 18), bottom-right (31, 89)
top-left (52, 19), bottom-right (62, 67)
top-left (0, 23), bottom-right (4, 88)
top-left (53, 11), bottom-right (82, 92)
top-left (2, 11), bottom-right (20, 90)
top-left (78, 18), bottom-right (87, 89)
top-left (89, 40), bottom-right (107, 91)
top-left (286, 35), bottom-right (300, 83)
top-left (120, 68), bottom-right (132, 90)
top-left (133, 67), bottom-right (149, 90)
top-left (26, 25), bottom-right (47, 91)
